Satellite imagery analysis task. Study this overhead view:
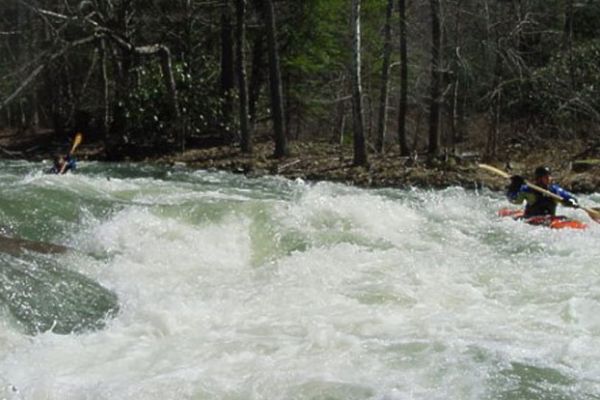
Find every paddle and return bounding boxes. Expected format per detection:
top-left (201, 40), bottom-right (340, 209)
top-left (59, 132), bottom-right (83, 174)
top-left (69, 132), bottom-right (83, 155)
top-left (479, 163), bottom-right (600, 223)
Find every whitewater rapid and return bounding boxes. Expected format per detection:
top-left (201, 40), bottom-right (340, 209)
top-left (1, 160), bottom-right (600, 399)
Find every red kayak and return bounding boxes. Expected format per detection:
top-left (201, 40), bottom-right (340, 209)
top-left (498, 208), bottom-right (588, 230)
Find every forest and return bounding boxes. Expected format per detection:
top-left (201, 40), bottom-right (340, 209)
top-left (1, 0), bottom-right (600, 166)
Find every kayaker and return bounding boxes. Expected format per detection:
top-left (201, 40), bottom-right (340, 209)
top-left (50, 153), bottom-right (76, 174)
top-left (48, 132), bottom-right (83, 174)
top-left (506, 166), bottom-right (579, 217)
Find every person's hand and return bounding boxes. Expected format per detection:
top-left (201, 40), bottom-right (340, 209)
top-left (507, 175), bottom-right (525, 193)
top-left (563, 198), bottom-right (579, 208)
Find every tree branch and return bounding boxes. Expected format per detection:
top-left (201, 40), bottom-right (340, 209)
top-left (0, 36), bottom-right (97, 112)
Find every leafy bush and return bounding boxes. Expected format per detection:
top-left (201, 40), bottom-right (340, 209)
top-left (123, 58), bottom-right (223, 148)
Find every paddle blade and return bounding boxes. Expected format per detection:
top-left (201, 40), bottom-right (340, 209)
top-left (69, 132), bottom-right (83, 155)
top-left (586, 207), bottom-right (600, 223)
top-left (478, 163), bottom-right (511, 179)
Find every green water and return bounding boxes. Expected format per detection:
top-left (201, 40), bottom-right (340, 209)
top-left (0, 161), bottom-right (119, 334)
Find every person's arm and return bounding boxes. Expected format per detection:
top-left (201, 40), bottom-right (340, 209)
top-left (58, 154), bottom-right (74, 174)
top-left (550, 184), bottom-right (579, 208)
top-left (506, 175), bottom-right (533, 205)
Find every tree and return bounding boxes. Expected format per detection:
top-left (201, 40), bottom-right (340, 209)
top-left (448, 0), bottom-right (466, 148)
top-left (351, 0), bottom-right (368, 166)
top-left (263, 0), bottom-right (288, 158)
top-left (397, 0), bottom-right (409, 156)
top-left (485, 0), bottom-right (503, 159)
top-left (236, 0), bottom-right (252, 153)
top-left (428, 0), bottom-right (442, 157)
top-left (375, 0), bottom-right (394, 153)
top-left (2, 0), bottom-right (600, 162)
top-left (221, 1), bottom-right (235, 140)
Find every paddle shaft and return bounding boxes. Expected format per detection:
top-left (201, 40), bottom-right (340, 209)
top-left (479, 163), bottom-right (600, 222)
top-left (479, 164), bottom-right (563, 201)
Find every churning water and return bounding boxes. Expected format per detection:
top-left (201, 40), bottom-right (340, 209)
top-left (1, 159), bottom-right (600, 399)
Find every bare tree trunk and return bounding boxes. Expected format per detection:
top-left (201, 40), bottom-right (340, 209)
top-left (108, 47), bottom-right (132, 154)
top-left (491, 90), bottom-right (500, 157)
top-left (487, 46), bottom-right (502, 159)
top-left (451, 79), bottom-right (459, 146)
top-left (181, 0), bottom-right (194, 148)
top-left (263, 0), bottom-right (288, 158)
top-left (486, 2), bottom-right (502, 159)
top-left (27, 9), bottom-right (39, 129)
top-left (351, 0), bottom-right (368, 166)
top-left (100, 38), bottom-right (111, 142)
top-left (428, 0), bottom-right (442, 157)
top-left (15, 2), bottom-right (28, 130)
top-left (156, 46), bottom-right (182, 151)
top-left (376, 0), bottom-right (394, 153)
top-left (63, 57), bottom-right (76, 127)
top-left (221, 2), bottom-right (235, 141)
top-left (107, 1), bottom-right (134, 156)
top-left (450, 0), bottom-right (463, 147)
top-left (248, 31), bottom-right (265, 123)
top-left (397, 0), bottom-right (409, 156)
top-left (236, 0), bottom-right (251, 153)
top-left (333, 99), bottom-right (347, 144)
top-left (284, 72), bottom-right (292, 140)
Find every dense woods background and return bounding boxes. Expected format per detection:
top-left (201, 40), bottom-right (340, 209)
top-left (1, 0), bottom-right (599, 164)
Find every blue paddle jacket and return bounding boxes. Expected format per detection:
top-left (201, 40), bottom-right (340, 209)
top-left (50, 154), bottom-right (76, 174)
top-left (507, 183), bottom-right (577, 217)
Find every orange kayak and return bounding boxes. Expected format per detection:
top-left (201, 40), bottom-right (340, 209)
top-left (498, 208), bottom-right (588, 230)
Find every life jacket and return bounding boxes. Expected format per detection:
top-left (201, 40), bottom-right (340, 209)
top-left (524, 190), bottom-right (556, 217)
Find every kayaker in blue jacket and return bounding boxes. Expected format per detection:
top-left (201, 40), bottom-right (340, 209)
top-left (50, 153), bottom-right (76, 174)
top-left (47, 132), bottom-right (82, 174)
top-left (506, 166), bottom-right (579, 217)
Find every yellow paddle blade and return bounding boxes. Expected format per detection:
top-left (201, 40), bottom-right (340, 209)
top-left (478, 163), bottom-right (510, 179)
top-left (586, 207), bottom-right (600, 223)
top-left (69, 132), bottom-right (83, 155)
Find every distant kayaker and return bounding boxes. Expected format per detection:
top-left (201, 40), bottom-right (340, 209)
top-left (50, 153), bottom-right (76, 174)
top-left (48, 132), bottom-right (83, 174)
top-left (506, 166), bottom-right (579, 217)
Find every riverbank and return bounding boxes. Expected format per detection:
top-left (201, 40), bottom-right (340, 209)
top-left (155, 138), bottom-right (600, 194)
top-left (2, 128), bottom-right (600, 194)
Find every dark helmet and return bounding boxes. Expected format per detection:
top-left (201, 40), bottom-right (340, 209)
top-left (534, 166), bottom-right (551, 178)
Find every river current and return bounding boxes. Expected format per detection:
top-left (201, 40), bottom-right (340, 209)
top-left (0, 159), bottom-right (599, 399)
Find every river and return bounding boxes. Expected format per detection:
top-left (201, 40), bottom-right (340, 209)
top-left (1, 159), bottom-right (599, 399)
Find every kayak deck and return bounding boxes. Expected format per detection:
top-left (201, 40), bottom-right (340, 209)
top-left (498, 208), bottom-right (588, 230)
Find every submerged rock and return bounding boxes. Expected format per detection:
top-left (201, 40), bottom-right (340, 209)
top-left (0, 236), bottom-right (119, 335)
top-left (0, 234), bottom-right (70, 256)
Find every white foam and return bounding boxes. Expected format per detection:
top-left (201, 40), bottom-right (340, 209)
top-left (1, 162), bottom-right (600, 399)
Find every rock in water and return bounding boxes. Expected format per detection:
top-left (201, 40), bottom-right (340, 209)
top-left (0, 237), bottom-right (119, 335)
top-left (0, 234), bottom-right (70, 256)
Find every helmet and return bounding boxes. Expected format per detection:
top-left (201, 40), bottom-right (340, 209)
top-left (534, 166), bottom-right (551, 178)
